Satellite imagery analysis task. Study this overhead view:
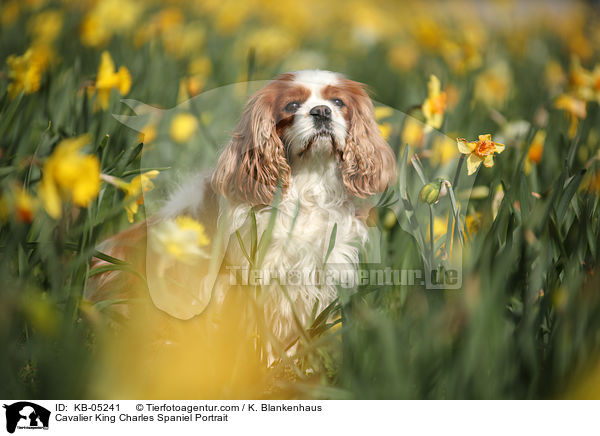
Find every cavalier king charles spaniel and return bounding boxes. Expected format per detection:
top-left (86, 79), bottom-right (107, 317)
top-left (88, 70), bottom-right (396, 363)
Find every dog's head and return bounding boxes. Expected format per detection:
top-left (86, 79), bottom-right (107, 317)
top-left (212, 70), bottom-right (396, 205)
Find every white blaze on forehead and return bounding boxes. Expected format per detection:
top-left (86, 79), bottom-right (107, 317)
top-left (293, 70), bottom-right (341, 98)
top-left (283, 70), bottom-right (348, 158)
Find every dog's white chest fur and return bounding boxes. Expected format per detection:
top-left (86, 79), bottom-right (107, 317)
top-left (226, 156), bottom-right (368, 345)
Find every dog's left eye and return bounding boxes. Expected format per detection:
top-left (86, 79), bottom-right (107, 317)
top-left (332, 98), bottom-right (345, 108)
top-left (284, 101), bottom-right (300, 112)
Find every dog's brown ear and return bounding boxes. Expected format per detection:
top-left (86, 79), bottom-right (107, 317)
top-left (337, 79), bottom-right (397, 198)
top-left (212, 83), bottom-right (291, 206)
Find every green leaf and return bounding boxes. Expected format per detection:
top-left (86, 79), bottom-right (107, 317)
top-left (556, 170), bottom-right (585, 224)
top-left (323, 223), bottom-right (338, 265)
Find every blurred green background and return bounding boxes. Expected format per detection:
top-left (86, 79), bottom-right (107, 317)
top-left (1, 0), bottom-right (600, 399)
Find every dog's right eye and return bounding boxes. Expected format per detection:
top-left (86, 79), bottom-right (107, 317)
top-left (284, 101), bottom-right (300, 113)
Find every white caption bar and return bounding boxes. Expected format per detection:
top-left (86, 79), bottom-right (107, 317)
top-left (0, 400), bottom-right (597, 435)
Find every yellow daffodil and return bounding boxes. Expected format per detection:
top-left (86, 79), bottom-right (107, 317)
top-left (15, 187), bottom-right (37, 223)
top-left (554, 94), bottom-right (587, 139)
top-left (375, 106), bottom-right (394, 143)
top-left (387, 42), bottom-right (419, 72)
top-left (402, 118), bottom-right (426, 149)
top-left (6, 45), bottom-right (53, 99)
top-left (39, 135), bottom-right (100, 219)
top-left (426, 215), bottom-right (447, 243)
top-left (545, 60), bottom-right (567, 94)
top-left (1, 1), bottom-right (19, 26)
top-left (27, 10), bottom-right (63, 45)
top-left (162, 26), bottom-right (206, 59)
top-left (377, 123), bottom-right (392, 141)
top-left (93, 51), bottom-right (131, 110)
top-left (238, 27), bottom-right (296, 64)
top-left (524, 130), bottom-right (546, 174)
top-left (430, 135), bottom-right (459, 167)
top-left (422, 75), bottom-right (447, 129)
top-left (150, 215), bottom-right (210, 265)
top-left (374, 106), bottom-right (393, 120)
top-left (457, 134), bottom-right (505, 175)
top-left (474, 62), bottom-right (512, 107)
top-left (170, 113), bottom-right (198, 143)
top-left (0, 186), bottom-right (37, 223)
top-left (583, 169), bottom-right (600, 195)
top-left (137, 124), bottom-right (157, 145)
top-left (569, 57), bottom-right (593, 100)
top-left (465, 212), bottom-right (482, 236)
top-left (122, 170), bottom-right (159, 223)
top-left (80, 0), bottom-right (142, 47)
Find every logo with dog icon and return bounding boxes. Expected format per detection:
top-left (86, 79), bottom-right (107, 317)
top-left (3, 402), bottom-right (50, 433)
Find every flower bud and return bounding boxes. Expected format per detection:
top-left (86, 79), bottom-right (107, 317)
top-left (419, 180), bottom-right (443, 204)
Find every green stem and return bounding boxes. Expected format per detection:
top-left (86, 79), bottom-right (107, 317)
top-left (453, 154), bottom-right (465, 188)
top-left (429, 205), bottom-right (435, 263)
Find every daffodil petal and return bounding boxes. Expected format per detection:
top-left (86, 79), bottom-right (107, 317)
top-left (483, 155), bottom-right (494, 167)
top-left (457, 138), bottom-right (475, 154)
top-left (467, 153), bottom-right (483, 175)
top-left (39, 176), bottom-right (61, 219)
top-left (494, 142), bottom-right (505, 154)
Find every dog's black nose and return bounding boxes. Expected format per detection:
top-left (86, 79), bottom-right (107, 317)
top-left (309, 105), bottom-right (332, 119)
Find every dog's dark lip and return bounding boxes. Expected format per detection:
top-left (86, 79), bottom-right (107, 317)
top-left (298, 130), bottom-right (336, 158)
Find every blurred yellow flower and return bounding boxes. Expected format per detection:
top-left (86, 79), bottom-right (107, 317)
top-left (137, 124), bottom-right (157, 145)
top-left (583, 169), bottom-right (600, 195)
top-left (440, 37), bottom-right (482, 74)
top-left (422, 75), bottom-right (447, 130)
top-left (412, 17), bottom-right (447, 52)
top-left (554, 94), bottom-right (586, 139)
top-left (170, 113), bottom-right (198, 143)
top-left (122, 170), bottom-right (159, 223)
top-left (402, 118), bottom-right (426, 149)
top-left (151, 215), bottom-right (210, 265)
top-left (375, 105), bottom-right (393, 141)
top-left (28, 10), bottom-right (63, 44)
top-left (474, 62), bottom-right (512, 107)
top-left (457, 134), bottom-right (505, 175)
top-left (80, 14), bottom-right (111, 48)
top-left (134, 7), bottom-right (184, 47)
top-left (0, 186), bottom-right (38, 223)
top-left (377, 123), bottom-right (392, 141)
top-left (162, 26), bottom-right (206, 59)
top-left (374, 106), bottom-right (393, 120)
top-left (6, 45), bottom-right (53, 99)
top-left (567, 32), bottom-right (593, 62)
top-left (430, 135), bottom-right (459, 167)
top-left (569, 57), bottom-right (592, 100)
top-left (545, 60), bottom-right (567, 95)
top-left (387, 42), bottom-right (419, 72)
top-left (15, 187), bottom-right (37, 223)
top-left (524, 130), bottom-right (546, 174)
top-left (93, 51), bottom-right (131, 110)
top-left (214, 0), bottom-right (253, 34)
top-left (426, 215), bottom-right (447, 243)
top-left (1, 0), bottom-right (19, 26)
top-left (239, 27), bottom-right (296, 64)
top-left (39, 134), bottom-right (100, 219)
top-left (80, 0), bottom-right (142, 47)
top-left (465, 212), bottom-right (482, 236)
